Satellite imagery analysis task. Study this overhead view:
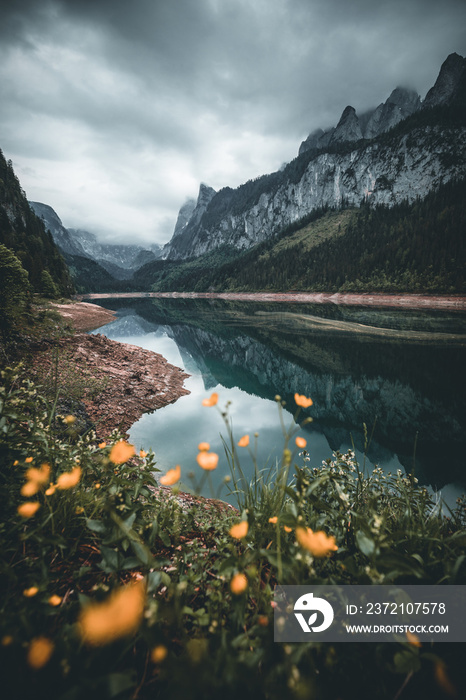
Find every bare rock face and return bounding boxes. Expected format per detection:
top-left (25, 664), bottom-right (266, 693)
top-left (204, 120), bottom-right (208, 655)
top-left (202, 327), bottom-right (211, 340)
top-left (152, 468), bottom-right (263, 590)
top-left (298, 128), bottom-right (325, 155)
top-left (423, 52), bottom-right (466, 108)
top-left (364, 87), bottom-right (421, 139)
top-left (165, 183), bottom-right (216, 259)
top-left (163, 53), bottom-right (466, 261)
top-left (330, 106), bottom-right (363, 145)
top-left (172, 198), bottom-right (196, 239)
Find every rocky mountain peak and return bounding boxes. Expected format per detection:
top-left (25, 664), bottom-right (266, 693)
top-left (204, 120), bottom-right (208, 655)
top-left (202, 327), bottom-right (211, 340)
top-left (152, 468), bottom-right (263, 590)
top-left (179, 184), bottom-right (215, 230)
top-left (198, 183), bottom-right (216, 207)
top-left (423, 52), bottom-right (466, 108)
top-left (172, 198), bottom-right (196, 239)
top-left (298, 128), bottom-right (325, 155)
top-left (387, 86), bottom-right (421, 110)
top-left (330, 106), bottom-right (363, 144)
top-left (364, 86), bottom-right (420, 139)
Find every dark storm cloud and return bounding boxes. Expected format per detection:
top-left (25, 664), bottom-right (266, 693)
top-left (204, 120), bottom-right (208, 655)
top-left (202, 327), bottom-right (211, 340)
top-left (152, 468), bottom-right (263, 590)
top-left (0, 0), bottom-right (464, 244)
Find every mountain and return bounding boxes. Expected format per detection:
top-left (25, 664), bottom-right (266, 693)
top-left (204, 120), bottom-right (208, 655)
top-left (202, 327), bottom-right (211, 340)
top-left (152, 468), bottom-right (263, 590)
top-left (163, 184), bottom-right (216, 259)
top-left (136, 178), bottom-right (465, 294)
top-left (163, 53), bottom-right (466, 262)
top-left (29, 202), bottom-right (163, 281)
top-left (28, 202), bottom-right (88, 257)
top-left (0, 152), bottom-right (73, 298)
top-left (67, 228), bottom-right (160, 275)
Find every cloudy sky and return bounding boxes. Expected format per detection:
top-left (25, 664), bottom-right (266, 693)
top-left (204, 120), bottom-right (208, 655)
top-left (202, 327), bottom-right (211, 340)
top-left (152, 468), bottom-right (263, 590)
top-left (1, 0), bottom-right (465, 247)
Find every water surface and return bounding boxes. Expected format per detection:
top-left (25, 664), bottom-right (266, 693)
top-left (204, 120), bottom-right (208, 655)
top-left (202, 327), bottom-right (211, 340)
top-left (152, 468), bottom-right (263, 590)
top-left (91, 297), bottom-right (466, 505)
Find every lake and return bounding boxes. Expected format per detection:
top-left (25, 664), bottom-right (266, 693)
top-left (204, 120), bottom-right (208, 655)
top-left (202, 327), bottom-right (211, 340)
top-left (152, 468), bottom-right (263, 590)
top-left (90, 296), bottom-right (466, 506)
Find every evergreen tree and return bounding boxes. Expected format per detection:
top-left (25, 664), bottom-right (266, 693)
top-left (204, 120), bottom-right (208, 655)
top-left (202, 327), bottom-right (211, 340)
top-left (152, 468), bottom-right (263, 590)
top-left (0, 243), bottom-right (30, 332)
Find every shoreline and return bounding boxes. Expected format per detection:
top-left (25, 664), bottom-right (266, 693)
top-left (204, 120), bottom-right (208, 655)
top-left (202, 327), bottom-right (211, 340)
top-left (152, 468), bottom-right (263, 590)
top-left (38, 302), bottom-right (190, 439)
top-left (79, 291), bottom-right (466, 311)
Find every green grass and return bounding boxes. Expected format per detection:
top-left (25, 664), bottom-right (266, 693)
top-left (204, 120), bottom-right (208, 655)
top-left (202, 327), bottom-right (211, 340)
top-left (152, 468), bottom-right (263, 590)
top-left (0, 367), bottom-right (465, 700)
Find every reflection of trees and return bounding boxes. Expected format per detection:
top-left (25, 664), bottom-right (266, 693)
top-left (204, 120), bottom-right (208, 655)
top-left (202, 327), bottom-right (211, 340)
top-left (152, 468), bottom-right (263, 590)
top-left (98, 298), bottom-right (466, 488)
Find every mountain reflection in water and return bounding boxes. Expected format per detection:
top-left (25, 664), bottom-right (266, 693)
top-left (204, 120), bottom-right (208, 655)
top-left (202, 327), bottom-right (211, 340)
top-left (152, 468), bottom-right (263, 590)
top-left (91, 297), bottom-right (466, 504)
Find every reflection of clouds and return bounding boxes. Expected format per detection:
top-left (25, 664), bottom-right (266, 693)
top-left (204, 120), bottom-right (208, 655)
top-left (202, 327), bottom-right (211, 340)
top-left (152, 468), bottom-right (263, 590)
top-left (101, 321), bottom-right (419, 501)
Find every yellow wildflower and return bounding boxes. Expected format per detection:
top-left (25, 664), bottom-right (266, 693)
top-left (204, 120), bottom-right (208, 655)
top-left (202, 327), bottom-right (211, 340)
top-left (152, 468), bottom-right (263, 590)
top-left (45, 484), bottom-right (56, 496)
top-left (294, 393), bottom-right (313, 408)
top-left (109, 441), bottom-right (136, 464)
top-left (268, 516), bottom-right (278, 524)
top-left (26, 463), bottom-right (50, 485)
top-left (160, 465), bottom-right (181, 486)
top-left (21, 481), bottom-right (40, 497)
top-left (196, 451), bottom-right (219, 471)
top-left (98, 442), bottom-right (107, 449)
top-left (23, 587), bottom-right (39, 598)
top-left (295, 527), bottom-right (338, 557)
top-left (79, 580), bottom-right (146, 646)
top-left (197, 442), bottom-right (210, 452)
top-left (230, 573), bottom-right (248, 595)
top-left (48, 595), bottom-right (62, 607)
top-left (229, 521), bottom-right (249, 539)
top-left (202, 392), bottom-right (218, 407)
top-left (56, 466), bottom-right (82, 490)
top-left (151, 645), bottom-right (168, 663)
top-left (27, 637), bottom-right (54, 670)
top-left (139, 449), bottom-right (147, 458)
top-left (434, 661), bottom-right (456, 696)
top-left (237, 435), bottom-right (249, 447)
top-left (283, 526), bottom-right (292, 533)
top-left (295, 436), bottom-right (307, 448)
top-left (406, 630), bottom-right (422, 647)
top-left (64, 415), bottom-right (76, 425)
top-left (17, 502), bottom-right (40, 518)
top-left (25, 457), bottom-right (33, 464)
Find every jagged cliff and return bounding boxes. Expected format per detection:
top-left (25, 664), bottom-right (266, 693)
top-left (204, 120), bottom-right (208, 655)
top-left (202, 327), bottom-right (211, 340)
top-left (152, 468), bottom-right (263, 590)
top-left (165, 53), bottom-right (466, 261)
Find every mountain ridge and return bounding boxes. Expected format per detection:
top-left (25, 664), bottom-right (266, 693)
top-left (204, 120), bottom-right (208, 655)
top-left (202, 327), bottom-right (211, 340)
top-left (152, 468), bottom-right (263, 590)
top-left (164, 53), bottom-right (466, 262)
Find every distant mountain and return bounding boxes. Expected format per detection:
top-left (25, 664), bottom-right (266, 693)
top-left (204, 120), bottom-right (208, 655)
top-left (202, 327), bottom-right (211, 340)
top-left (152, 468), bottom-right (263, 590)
top-left (29, 203), bottom-right (163, 282)
top-left (67, 228), bottom-right (161, 273)
top-left (163, 53), bottom-right (466, 261)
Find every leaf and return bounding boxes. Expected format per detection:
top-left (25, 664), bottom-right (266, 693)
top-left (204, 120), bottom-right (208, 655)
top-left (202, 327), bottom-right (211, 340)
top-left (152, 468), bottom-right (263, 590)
top-left (452, 554), bottom-right (466, 582)
top-left (86, 518), bottom-right (107, 534)
top-left (159, 530), bottom-right (171, 547)
top-left (123, 512), bottom-right (137, 530)
top-left (377, 553), bottom-right (424, 579)
top-left (356, 530), bottom-right (376, 557)
top-left (306, 474), bottom-right (332, 495)
top-left (122, 557), bottom-right (141, 570)
top-left (131, 540), bottom-right (153, 567)
top-left (147, 571), bottom-right (163, 591)
top-left (217, 556), bottom-right (237, 574)
top-left (99, 545), bottom-right (120, 572)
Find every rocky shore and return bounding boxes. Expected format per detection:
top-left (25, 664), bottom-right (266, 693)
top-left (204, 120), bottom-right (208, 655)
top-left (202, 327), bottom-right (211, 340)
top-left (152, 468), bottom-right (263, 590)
top-left (38, 302), bottom-right (190, 439)
top-left (43, 302), bottom-right (238, 515)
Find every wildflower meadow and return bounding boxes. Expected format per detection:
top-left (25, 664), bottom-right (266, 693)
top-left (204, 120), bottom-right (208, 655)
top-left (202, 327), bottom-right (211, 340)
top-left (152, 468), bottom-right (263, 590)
top-left (1, 367), bottom-right (465, 700)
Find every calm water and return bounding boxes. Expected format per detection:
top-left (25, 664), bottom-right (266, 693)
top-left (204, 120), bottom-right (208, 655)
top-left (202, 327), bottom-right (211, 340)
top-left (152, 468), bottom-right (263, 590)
top-left (90, 297), bottom-right (466, 505)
